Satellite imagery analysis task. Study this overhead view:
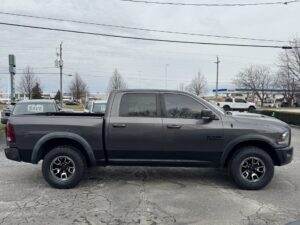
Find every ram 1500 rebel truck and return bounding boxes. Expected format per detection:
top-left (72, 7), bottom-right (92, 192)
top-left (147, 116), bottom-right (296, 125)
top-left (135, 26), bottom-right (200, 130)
top-left (217, 97), bottom-right (256, 112)
top-left (5, 90), bottom-right (293, 190)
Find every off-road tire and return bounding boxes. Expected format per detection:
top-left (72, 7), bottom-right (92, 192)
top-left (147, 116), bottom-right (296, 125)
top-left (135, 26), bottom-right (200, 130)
top-left (229, 146), bottom-right (274, 190)
top-left (42, 146), bottom-right (86, 189)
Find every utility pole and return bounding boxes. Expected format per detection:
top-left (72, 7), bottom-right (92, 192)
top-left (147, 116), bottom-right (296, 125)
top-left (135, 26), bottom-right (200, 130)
top-left (55, 42), bottom-right (63, 107)
top-left (8, 55), bottom-right (16, 103)
top-left (165, 64), bottom-right (169, 89)
top-left (215, 56), bottom-right (220, 98)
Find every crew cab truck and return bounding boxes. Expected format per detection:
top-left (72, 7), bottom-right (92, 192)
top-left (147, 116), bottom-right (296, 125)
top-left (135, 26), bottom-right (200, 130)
top-left (218, 97), bottom-right (256, 112)
top-left (5, 90), bottom-right (293, 190)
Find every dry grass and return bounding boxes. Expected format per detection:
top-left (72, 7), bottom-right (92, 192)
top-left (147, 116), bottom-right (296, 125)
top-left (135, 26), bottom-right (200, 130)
top-left (0, 104), bottom-right (7, 110)
top-left (63, 104), bottom-right (84, 111)
top-left (0, 124), bottom-right (5, 133)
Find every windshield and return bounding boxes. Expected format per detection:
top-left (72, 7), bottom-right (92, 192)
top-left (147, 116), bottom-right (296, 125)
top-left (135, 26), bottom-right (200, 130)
top-left (12, 103), bottom-right (57, 115)
top-left (92, 103), bottom-right (106, 113)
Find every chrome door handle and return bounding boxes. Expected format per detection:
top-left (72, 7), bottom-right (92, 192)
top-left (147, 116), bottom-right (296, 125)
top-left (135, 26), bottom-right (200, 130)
top-left (167, 124), bottom-right (182, 129)
top-left (112, 123), bottom-right (127, 128)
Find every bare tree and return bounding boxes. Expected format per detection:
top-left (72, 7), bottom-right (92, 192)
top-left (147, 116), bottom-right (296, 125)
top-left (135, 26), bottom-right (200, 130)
top-left (279, 38), bottom-right (300, 82)
top-left (107, 69), bottom-right (127, 92)
top-left (18, 66), bottom-right (37, 99)
top-left (233, 65), bottom-right (274, 106)
top-left (274, 67), bottom-right (298, 106)
top-left (186, 71), bottom-right (207, 96)
top-left (69, 73), bottom-right (89, 100)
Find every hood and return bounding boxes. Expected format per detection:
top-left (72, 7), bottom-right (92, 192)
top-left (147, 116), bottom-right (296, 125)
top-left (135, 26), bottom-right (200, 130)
top-left (228, 111), bottom-right (288, 128)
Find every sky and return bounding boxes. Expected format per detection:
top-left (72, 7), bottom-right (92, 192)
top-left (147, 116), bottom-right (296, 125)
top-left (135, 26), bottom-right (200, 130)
top-left (0, 0), bottom-right (299, 95)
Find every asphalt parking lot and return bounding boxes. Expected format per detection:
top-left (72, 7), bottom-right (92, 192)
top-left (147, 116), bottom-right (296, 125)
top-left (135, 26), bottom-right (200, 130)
top-left (0, 129), bottom-right (299, 225)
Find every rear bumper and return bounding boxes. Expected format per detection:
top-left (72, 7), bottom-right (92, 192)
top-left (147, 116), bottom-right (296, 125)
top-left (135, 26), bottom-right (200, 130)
top-left (275, 146), bottom-right (293, 166)
top-left (4, 147), bottom-right (21, 162)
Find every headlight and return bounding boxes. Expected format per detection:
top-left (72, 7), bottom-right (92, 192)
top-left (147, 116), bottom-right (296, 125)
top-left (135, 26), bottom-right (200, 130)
top-left (277, 131), bottom-right (290, 146)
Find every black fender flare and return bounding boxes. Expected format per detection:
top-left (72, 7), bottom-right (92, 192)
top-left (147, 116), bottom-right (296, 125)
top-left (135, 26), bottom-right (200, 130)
top-left (31, 132), bottom-right (96, 166)
top-left (220, 134), bottom-right (277, 167)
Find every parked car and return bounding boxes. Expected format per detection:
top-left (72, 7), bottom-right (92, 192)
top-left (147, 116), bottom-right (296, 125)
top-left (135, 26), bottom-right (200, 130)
top-left (65, 100), bottom-right (80, 106)
top-left (11, 99), bottom-right (59, 116)
top-left (0, 98), bottom-right (10, 104)
top-left (217, 98), bottom-right (256, 112)
top-left (5, 90), bottom-right (293, 190)
top-left (1, 103), bottom-right (15, 124)
top-left (280, 102), bottom-right (289, 108)
top-left (84, 100), bottom-right (107, 113)
top-left (263, 99), bottom-right (275, 108)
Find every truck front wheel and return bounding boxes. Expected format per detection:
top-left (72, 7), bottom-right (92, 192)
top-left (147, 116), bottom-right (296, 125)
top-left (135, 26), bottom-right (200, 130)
top-left (229, 146), bottom-right (274, 190)
top-left (42, 146), bottom-right (86, 189)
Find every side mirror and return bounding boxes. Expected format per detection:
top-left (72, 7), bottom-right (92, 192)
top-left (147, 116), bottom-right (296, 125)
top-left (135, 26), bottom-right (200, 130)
top-left (201, 109), bottom-right (216, 120)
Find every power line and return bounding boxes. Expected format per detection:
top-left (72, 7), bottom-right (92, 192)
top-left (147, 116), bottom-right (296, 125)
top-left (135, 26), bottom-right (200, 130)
top-left (0, 11), bottom-right (287, 43)
top-left (0, 72), bottom-right (59, 75)
top-left (0, 22), bottom-right (293, 49)
top-left (120, 0), bottom-right (299, 6)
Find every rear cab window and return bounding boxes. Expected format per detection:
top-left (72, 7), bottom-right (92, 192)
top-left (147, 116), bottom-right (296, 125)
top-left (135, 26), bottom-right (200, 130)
top-left (119, 93), bottom-right (158, 117)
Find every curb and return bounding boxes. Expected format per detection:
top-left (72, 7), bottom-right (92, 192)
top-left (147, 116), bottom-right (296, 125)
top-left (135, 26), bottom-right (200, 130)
top-left (290, 125), bottom-right (300, 129)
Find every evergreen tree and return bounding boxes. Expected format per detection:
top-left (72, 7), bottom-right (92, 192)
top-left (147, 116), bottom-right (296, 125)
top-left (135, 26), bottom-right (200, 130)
top-left (54, 90), bottom-right (61, 101)
top-left (31, 82), bottom-right (43, 99)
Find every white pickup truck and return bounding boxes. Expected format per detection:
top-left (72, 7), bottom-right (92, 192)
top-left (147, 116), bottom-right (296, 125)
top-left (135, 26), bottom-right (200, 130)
top-left (217, 98), bottom-right (256, 112)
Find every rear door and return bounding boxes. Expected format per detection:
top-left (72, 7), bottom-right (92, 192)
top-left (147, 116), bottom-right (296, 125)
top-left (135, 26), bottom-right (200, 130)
top-left (106, 92), bottom-right (163, 161)
top-left (161, 93), bottom-right (224, 165)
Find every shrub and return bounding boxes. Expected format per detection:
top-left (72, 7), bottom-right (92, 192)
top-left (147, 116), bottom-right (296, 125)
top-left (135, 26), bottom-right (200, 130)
top-left (256, 110), bottom-right (300, 126)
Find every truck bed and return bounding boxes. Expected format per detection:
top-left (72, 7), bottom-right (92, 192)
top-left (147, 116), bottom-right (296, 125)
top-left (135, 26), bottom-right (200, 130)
top-left (8, 113), bottom-right (105, 164)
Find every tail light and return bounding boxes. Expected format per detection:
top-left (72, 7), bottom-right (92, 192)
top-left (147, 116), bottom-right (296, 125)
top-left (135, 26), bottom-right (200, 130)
top-left (6, 123), bottom-right (15, 143)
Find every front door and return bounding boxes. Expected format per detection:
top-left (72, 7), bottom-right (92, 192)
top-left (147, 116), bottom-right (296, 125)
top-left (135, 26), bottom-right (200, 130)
top-left (161, 93), bottom-right (224, 165)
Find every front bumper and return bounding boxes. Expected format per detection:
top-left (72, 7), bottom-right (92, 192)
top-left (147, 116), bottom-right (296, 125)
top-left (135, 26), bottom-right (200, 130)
top-left (275, 146), bottom-right (293, 166)
top-left (5, 147), bottom-right (21, 162)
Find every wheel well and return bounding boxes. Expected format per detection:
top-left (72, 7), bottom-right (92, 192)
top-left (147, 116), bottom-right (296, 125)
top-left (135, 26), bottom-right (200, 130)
top-left (223, 105), bottom-right (230, 109)
top-left (37, 138), bottom-right (91, 166)
top-left (224, 140), bottom-right (280, 167)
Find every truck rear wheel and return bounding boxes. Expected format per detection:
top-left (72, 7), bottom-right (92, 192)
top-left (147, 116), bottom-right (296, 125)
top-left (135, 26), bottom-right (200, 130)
top-left (229, 146), bottom-right (274, 190)
top-left (42, 146), bottom-right (86, 189)
top-left (248, 106), bottom-right (256, 112)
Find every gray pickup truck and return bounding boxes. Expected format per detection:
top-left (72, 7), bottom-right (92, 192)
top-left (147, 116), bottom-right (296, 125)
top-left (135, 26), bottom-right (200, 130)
top-left (5, 90), bottom-right (293, 190)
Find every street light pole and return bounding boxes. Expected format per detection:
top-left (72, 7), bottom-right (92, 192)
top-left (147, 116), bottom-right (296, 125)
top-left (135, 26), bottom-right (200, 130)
top-left (215, 56), bottom-right (220, 98)
top-left (165, 64), bottom-right (169, 89)
top-left (138, 70), bottom-right (142, 88)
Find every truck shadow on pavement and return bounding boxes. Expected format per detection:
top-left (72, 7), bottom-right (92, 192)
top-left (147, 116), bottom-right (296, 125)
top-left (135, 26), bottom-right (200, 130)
top-left (82, 166), bottom-right (236, 190)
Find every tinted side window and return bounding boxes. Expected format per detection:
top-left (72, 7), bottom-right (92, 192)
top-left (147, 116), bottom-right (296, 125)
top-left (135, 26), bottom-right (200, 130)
top-left (164, 94), bottom-right (204, 119)
top-left (225, 98), bottom-right (233, 102)
top-left (235, 98), bottom-right (246, 103)
top-left (119, 93), bottom-right (157, 117)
